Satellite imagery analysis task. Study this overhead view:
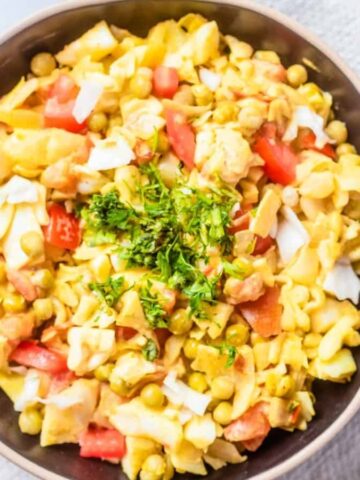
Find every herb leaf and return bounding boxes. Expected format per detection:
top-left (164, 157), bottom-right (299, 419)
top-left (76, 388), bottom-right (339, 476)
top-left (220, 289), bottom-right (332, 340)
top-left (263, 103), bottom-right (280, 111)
top-left (142, 338), bottom-right (159, 361)
top-left (89, 276), bottom-right (125, 307)
top-left (139, 283), bottom-right (168, 329)
top-left (214, 342), bottom-right (237, 368)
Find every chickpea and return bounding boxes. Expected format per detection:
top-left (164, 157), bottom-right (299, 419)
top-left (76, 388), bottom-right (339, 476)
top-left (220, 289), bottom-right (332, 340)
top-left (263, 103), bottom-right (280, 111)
top-left (3, 294), bottom-right (26, 313)
top-left (188, 372), bottom-right (207, 393)
top-left (110, 377), bottom-right (129, 396)
top-left (210, 376), bottom-right (234, 400)
top-left (168, 308), bottom-right (193, 335)
top-left (326, 120), bottom-right (348, 144)
top-left (20, 231), bottom-right (44, 258)
top-left (18, 408), bottom-right (43, 435)
top-left (213, 401), bottom-right (233, 425)
top-left (183, 338), bottom-right (199, 359)
top-left (286, 64), bottom-right (308, 88)
top-left (32, 269), bottom-right (54, 289)
top-left (30, 52), bottom-right (56, 77)
top-left (191, 84), bottom-right (213, 106)
top-left (140, 454), bottom-right (166, 480)
top-left (213, 101), bottom-right (238, 124)
top-left (129, 69), bottom-right (153, 99)
top-left (33, 298), bottom-right (53, 323)
top-left (173, 85), bottom-right (194, 105)
top-left (336, 143), bottom-right (356, 156)
top-left (88, 112), bottom-right (108, 133)
top-left (225, 324), bottom-right (249, 346)
top-left (140, 383), bottom-right (164, 408)
top-left (94, 363), bottom-right (114, 382)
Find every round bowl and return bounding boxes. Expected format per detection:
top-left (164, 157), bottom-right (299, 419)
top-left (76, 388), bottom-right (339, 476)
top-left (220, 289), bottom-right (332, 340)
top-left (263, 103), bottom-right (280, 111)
top-left (0, 1), bottom-right (359, 479)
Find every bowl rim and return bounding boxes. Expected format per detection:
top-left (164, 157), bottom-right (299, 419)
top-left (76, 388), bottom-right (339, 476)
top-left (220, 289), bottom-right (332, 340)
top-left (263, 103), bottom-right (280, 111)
top-left (0, 1), bottom-right (360, 479)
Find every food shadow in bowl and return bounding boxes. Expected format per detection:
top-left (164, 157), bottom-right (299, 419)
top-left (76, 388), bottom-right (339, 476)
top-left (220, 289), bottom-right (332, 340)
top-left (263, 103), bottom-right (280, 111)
top-left (0, 1), bottom-right (359, 479)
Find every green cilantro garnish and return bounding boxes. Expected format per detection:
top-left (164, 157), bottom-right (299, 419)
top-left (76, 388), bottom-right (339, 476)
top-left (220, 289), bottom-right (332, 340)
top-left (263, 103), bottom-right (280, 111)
top-left (139, 283), bottom-right (168, 329)
top-left (142, 338), bottom-right (159, 361)
top-left (89, 276), bottom-right (125, 307)
top-left (222, 261), bottom-right (247, 280)
top-left (214, 342), bottom-right (237, 368)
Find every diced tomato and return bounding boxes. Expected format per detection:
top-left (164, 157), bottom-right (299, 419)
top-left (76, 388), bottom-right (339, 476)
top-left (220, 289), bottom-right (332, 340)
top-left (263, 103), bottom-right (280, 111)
top-left (297, 129), bottom-right (336, 159)
top-left (116, 327), bottom-right (137, 341)
top-left (49, 371), bottom-right (76, 394)
top-left (253, 235), bottom-right (274, 255)
top-left (7, 270), bottom-right (38, 302)
top-left (155, 328), bottom-right (171, 348)
top-left (44, 97), bottom-right (86, 133)
top-left (79, 428), bottom-right (126, 460)
top-left (160, 288), bottom-right (177, 315)
top-left (224, 402), bottom-right (271, 452)
top-left (289, 404), bottom-right (301, 424)
top-left (10, 341), bottom-right (68, 374)
top-left (153, 66), bottom-right (179, 99)
top-left (253, 122), bottom-right (299, 185)
top-left (43, 203), bottom-right (81, 250)
top-left (51, 74), bottom-right (78, 103)
top-left (165, 109), bottom-right (195, 170)
top-left (44, 74), bottom-right (86, 133)
top-left (228, 212), bottom-right (250, 234)
top-left (239, 286), bottom-right (282, 337)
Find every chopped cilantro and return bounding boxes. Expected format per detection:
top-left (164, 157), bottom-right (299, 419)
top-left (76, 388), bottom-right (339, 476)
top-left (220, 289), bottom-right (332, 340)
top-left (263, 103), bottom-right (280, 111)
top-left (214, 342), bottom-right (237, 368)
top-left (89, 276), bottom-right (125, 307)
top-left (139, 283), bottom-right (168, 329)
top-left (142, 338), bottom-right (159, 361)
top-left (183, 274), bottom-right (219, 316)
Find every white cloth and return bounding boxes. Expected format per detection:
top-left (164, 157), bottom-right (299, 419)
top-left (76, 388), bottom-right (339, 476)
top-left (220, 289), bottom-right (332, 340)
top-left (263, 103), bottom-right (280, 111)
top-left (0, 1), bottom-right (359, 479)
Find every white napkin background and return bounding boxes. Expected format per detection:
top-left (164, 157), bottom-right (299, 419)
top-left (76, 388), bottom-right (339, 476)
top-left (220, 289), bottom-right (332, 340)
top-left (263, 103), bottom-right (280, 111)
top-left (0, 0), bottom-right (359, 479)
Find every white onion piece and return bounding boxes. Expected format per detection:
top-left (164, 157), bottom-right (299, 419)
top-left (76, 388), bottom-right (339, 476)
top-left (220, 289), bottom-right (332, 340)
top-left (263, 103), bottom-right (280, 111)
top-left (72, 81), bottom-right (104, 124)
top-left (275, 206), bottom-right (309, 263)
top-left (199, 68), bottom-right (221, 92)
top-left (0, 176), bottom-right (38, 206)
top-left (37, 394), bottom-right (83, 409)
top-left (163, 372), bottom-right (211, 416)
top-left (87, 136), bottom-right (135, 171)
top-left (283, 106), bottom-right (332, 148)
top-left (269, 216), bottom-right (278, 239)
top-left (14, 371), bottom-right (41, 412)
top-left (323, 258), bottom-right (360, 304)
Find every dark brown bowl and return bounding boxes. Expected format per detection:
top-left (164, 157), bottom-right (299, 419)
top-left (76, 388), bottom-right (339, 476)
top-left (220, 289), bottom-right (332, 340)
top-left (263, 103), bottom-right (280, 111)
top-left (0, 1), bottom-right (360, 479)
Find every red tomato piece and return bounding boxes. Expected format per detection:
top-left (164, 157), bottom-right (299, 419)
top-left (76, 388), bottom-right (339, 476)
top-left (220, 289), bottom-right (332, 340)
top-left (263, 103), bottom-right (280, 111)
top-left (79, 428), bottom-right (126, 460)
top-left (49, 371), bottom-right (76, 394)
top-left (51, 74), bottom-right (78, 103)
top-left (44, 97), bottom-right (86, 133)
top-left (10, 341), bottom-right (68, 374)
top-left (228, 212), bottom-right (251, 235)
top-left (239, 286), bottom-right (282, 337)
top-left (297, 129), bottom-right (336, 159)
top-left (44, 75), bottom-right (86, 133)
top-left (153, 66), bottom-right (179, 99)
top-left (116, 327), bottom-right (138, 341)
top-left (252, 235), bottom-right (274, 255)
top-left (165, 109), bottom-right (196, 170)
top-left (224, 402), bottom-right (271, 452)
top-left (254, 122), bottom-right (299, 185)
top-left (44, 204), bottom-right (81, 250)
top-left (290, 404), bottom-right (301, 424)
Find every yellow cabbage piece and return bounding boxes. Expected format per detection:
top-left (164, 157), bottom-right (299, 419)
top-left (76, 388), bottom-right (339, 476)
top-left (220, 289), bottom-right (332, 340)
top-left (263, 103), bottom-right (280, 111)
top-left (168, 440), bottom-right (207, 476)
top-left (207, 439), bottom-right (246, 464)
top-left (250, 189), bottom-right (281, 238)
top-left (195, 126), bottom-right (256, 186)
top-left (40, 379), bottom-right (99, 446)
top-left (184, 414), bottom-right (217, 450)
top-left (2, 128), bottom-right (87, 171)
top-left (0, 77), bottom-right (38, 111)
top-left (194, 302), bottom-right (233, 339)
top-left (110, 398), bottom-right (183, 450)
top-left (56, 21), bottom-right (118, 66)
top-left (311, 297), bottom-right (360, 333)
top-left (0, 203), bottom-right (15, 239)
top-left (318, 317), bottom-right (355, 361)
top-left (0, 371), bottom-right (24, 402)
top-left (191, 345), bottom-right (228, 380)
top-left (0, 110), bottom-right (43, 129)
top-left (120, 96), bottom-right (165, 140)
top-left (117, 290), bottom-right (148, 332)
top-left (310, 349), bottom-right (356, 382)
top-left (67, 327), bottom-right (116, 375)
top-left (122, 436), bottom-right (160, 480)
top-left (111, 352), bottom-right (157, 386)
top-left (92, 384), bottom-right (123, 429)
top-left (285, 246), bottom-right (320, 286)
top-left (232, 345), bottom-right (256, 419)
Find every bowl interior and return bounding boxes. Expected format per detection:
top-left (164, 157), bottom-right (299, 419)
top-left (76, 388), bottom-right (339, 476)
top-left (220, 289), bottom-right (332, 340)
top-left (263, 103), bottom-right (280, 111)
top-left (0, 1), bottom-right (360, 479)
